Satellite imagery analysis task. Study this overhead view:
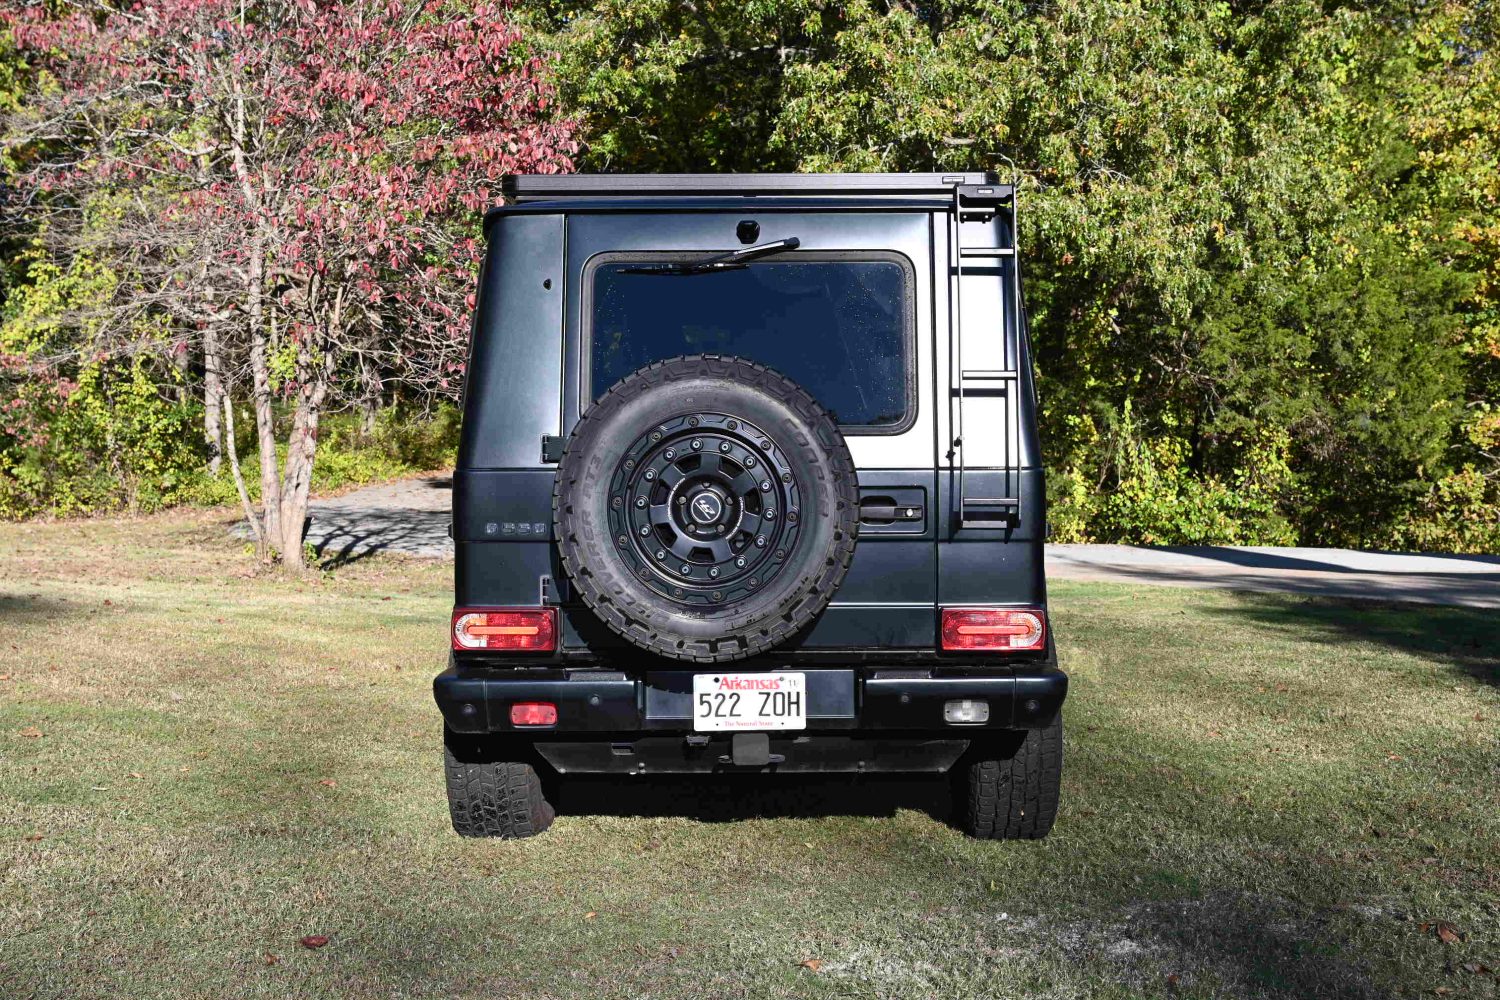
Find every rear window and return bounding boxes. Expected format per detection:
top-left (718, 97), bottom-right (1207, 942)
top-left (587, 254), bottom-right (914, 431)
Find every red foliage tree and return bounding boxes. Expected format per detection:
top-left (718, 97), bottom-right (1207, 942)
top-left (4, 0), bottom-right (575, 565)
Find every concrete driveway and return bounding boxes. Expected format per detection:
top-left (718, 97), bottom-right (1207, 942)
top-left (1049, 543), bottom-right (1500, 609)
top-left (269, 477), bottom-right (1500, 608)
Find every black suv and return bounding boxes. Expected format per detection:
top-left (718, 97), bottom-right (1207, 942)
top-left (435, 173), bottom-right (1066, 839)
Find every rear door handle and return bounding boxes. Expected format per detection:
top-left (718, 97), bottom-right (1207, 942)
top-left (859, 504), bottom-right (924, 522)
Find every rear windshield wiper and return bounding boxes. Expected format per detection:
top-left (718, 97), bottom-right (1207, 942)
top-left (619, 237), bottom-right (801, 276)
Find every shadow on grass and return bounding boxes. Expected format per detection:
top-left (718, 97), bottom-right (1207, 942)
top-left (556, 772), bottom-right (951, 823)
top-left (1204, 593), bottom-right (1500, 687)
top-left (0, 592), bottom-right (74, 622)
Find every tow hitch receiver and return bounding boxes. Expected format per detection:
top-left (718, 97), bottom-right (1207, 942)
top-left (728, 733), bottom-right (777, 767)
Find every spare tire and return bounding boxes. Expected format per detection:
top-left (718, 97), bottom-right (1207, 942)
top-left (554, 355), bottom-right (859, 663)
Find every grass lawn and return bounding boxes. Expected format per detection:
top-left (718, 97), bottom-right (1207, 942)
top-left (2, 511), bottom-right (1496, 1000)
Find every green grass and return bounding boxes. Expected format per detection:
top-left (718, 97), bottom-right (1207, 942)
top-left (2, 512), bottom-right (1496, 1000)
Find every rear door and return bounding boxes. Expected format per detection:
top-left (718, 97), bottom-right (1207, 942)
top-left (564, 208), bottom-right (938, 651)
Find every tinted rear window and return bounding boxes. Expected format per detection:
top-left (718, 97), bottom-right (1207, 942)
top-left (589, 256), bottom-right (912, 429)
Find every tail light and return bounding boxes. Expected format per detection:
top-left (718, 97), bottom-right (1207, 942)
top-left (452, 608), bottom-right (557, 652)
top-left (509, 702), bottom-right (558, 726)
top-left (941, 608), bottom-right (1047, 652)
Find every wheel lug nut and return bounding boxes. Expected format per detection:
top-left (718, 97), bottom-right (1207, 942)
top-left (644, 469), bottom-right (656, 480)
top-left (639, 525), bottom-right (650, 536)
top-left (677, 496), bottom-right (687, 505)
top-left (719, 442), bottom-right (730, 452)
top-left (635, 497), bottom-right (647, 508)
top-left (735, 557), bottom-right (746, 568)
top-left (655, 549), bottom-right (666, 560)
top-left (755, 535), bottom-right (767, 547)
top-left (709, 567), bottom-right (720, 578)
top-left (765, 508), bottom-right (776, 519)
top-left (679, 564), bottom-right (691, 575)
top-left (664, 448), bottom-right (675, 459)
top-left (744, 457), bottom-right (756, 468)
top-left (691, 439), bottom-right (702, 450)
top-left (760, 480), bottom-right (771, 492)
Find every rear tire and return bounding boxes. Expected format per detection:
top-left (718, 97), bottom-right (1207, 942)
top-left (958, 714), bottom-right (1063, 840)
top-left (443, 732), bottom-right (556, 838)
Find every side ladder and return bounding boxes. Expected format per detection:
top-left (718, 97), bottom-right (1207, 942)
top-left (950, 182), bottom-right (1022, 529)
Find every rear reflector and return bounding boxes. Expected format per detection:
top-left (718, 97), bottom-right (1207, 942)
top-left (452, 608), bottom-right (557, 652)
top-left (509, 702), bottom-right (558, 727)
top-left (941, 608), bottom-right (1047, 652)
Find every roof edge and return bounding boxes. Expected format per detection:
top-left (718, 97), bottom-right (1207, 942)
top-left (502, 172), bottom-right (1006, 201)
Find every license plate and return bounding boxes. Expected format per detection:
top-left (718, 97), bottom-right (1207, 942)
top-left (692, 672), bottom-right (807, 732)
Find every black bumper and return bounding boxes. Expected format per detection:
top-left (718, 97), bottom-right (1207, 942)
top-left (433, 662), bottom-right (1067, 736)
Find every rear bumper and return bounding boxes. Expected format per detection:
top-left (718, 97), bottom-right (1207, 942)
top-left (433, 661), bottom-right (1067, 737)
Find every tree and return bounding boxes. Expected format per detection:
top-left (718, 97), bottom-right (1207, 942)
top-left (529, 0), bottom-right (1495, 549)
top-left (3, 0), bottom-right (576, 565)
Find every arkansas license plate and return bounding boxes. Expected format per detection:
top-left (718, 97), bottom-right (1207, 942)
top-left (692, 672), bottom-right (807, 732)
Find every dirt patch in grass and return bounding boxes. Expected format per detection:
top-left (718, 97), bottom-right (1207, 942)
top-left (1, 516), bottom-right (1497, 1000)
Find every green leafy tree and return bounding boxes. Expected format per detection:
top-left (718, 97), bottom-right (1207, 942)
top-left (530, 0), bottom-right (1497, 549)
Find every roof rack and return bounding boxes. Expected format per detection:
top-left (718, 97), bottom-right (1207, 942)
top-left (503, 172), bottom-right (1009, 202)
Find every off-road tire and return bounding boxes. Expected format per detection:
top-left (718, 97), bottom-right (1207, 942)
top-left (959, 714), bottom-right (1063, 840)
top-left (554, 355), bottom-right (859, 663)
top-left (444, 733), bottom-right (555, 838)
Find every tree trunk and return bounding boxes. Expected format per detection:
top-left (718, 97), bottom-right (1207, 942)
top-left (221, 383), bottom-right (265, 559)
top-left (358, 354), bottom-right (381, 438)
top-left (246, 237), bottom-right (282, 550)
top-left (203, 325), bottom-right (224, 475)
top-left (277, 324), bottom-right (335, 570)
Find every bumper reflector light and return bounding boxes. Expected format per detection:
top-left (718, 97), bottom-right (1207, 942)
top-left (452, 608), bottom-right (557, 652)
top-left (941, 608), bottom-right (1047, 652)
top-left (509, 702), bottom-right (558, 727)
top-left (944, 699), bottom-right (991, 724)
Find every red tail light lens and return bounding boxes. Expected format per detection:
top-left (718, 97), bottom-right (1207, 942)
top-left (941, 608), bottom-right (1047, 652)
top-left (509, 702), bottom-right (558, 726)
top-left (452, 608), bottom-right (557, 652)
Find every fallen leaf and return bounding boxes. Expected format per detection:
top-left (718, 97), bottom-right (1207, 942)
top-left (103, 599), bottom-right (111, 606)
top-left (584, 911), bottom-right (597, 920)
top-left (662, 945), bottom-right (681, 959)
top-left (381, 596), bottom-right (391, 601)
top-left (1434, 988), bottom-right (1451, 996)
top-left (127, 772), bottom-right (143, 780)
top-left (798, 959), bottom-right (823, 973)
top-left (1475, 713), bottom-right (1486, 723)
top-left (1274, 683), bottom-right (1288, 693)
top-left (0, 674), bottom-right (12, 681)
top-left (318, 779), bottom-right (337, 788)
top-left (18, 727), bottom-right (42, 738)
top-left (1167, 973), bottom-right (1181, 986)
top-left (300, 935), bottom-right (329, 949)
top-left (264, 953), bottom-right (279, 966)
top-left (1435, 921), bottom-right (1462, 945)
top-left (23, 833), bottom-right (43, 842)
top-left (1462, 962), bottom-right (1491, 974)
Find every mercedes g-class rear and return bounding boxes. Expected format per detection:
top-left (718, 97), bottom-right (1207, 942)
top-left (435, 173), bottom-right (1066, 839)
